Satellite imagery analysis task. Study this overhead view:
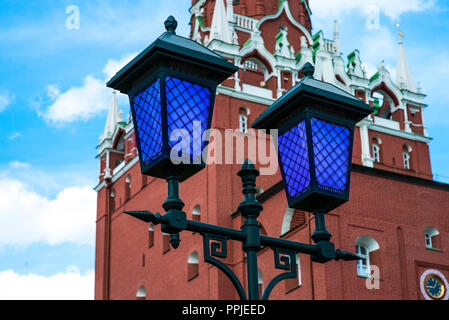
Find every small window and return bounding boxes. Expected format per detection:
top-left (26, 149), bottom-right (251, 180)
top-left (403, 152), bottom-right (410, 170)
top-left (258, 268), bottom-right (263, 298)
top-left (136, 285), bottom-right (146, 300)
top-left (192, 205), bottom-right (201, 222)
top-left (125, 175), bottom-right (131, 201)
top-left (355, 236), bottom-right (380, 278)
top-left (109, 189), bottom-right (116, 213)
top-left (372, 144), bottom-right (380, 163)
top-left (285, 254), bottom-right (302, 293)
top-left (424, 227), bottom-right (440, 250)
top-left (356, 245), bottom-right (370, 277)
top-left (162, 233), bottom-right (170, 254)
top-left (188, 251), bottom-right (199, 281)
top-left (239, 114), bottom-right (248, 134)
top-left (148, 225), bottom-right (154, 248)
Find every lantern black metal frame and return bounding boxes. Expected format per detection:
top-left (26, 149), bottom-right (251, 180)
top-left (107, 16), bottom-right (370, 301)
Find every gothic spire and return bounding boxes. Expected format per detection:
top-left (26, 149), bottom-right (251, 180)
top-left (209, 0), bottom-right (232, 43)
top-left (396, 25), bottom-right (416, 92)
top-left (102, 91), bottom-right (120, 140)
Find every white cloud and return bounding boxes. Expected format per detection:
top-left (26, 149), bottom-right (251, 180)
top-left (309, 0), bottom-right (436, 20)
top-left (9, 161), bottom-right (31, 170)
top-left (41, 53), bottom-right (137, 125)
top-left (103, 52), bottom-right (138, 81)
top-left (42, 76), bottom-right (110, 124)
top-left (8, 131), bottom-right (22, 140)
top-left (0, 176), bottom-right (96, 246)
top-left (0, 269), bottom-right (94, 300)
top-left (0, 91), bottom-right (14, 112)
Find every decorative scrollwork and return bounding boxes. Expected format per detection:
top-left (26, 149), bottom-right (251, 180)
top-left (261, 248), bottom-right (298, 300)
top-left (274, 248), bottom-right (294, 271)
top-left (202, 233), bottom-right (247, 300)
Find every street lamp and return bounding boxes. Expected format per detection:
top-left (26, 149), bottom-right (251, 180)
top-left (107, 17), bottom-right (372, 300)
top-left (252, 62), bottom-right (373, 245)
top-left (107, 15), bottom-right (238, 182)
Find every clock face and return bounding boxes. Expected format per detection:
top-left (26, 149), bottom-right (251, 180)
top-left (425, 276), bottom-right (445, 299)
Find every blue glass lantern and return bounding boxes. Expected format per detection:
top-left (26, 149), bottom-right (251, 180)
top-left (252, 63), bottom-right (373, 213)
top-left (107, 16), bottom-right (238, 182)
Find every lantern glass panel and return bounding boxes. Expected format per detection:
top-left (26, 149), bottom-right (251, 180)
top-left (278, 121), bottom-right (311, 198)
top-left (166, 76), bottom-right (211, 161)
top-left (132, 79), bottom-right (163, 166)
top-left (311, 118), bottom-right (350, 193)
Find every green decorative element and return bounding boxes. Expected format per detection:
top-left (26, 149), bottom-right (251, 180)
top-left (370, 72), bottom-right (380, 83)
top-left (295, 52), bottom-right (302, 62)
top-left (312, 31), bottom-right (323, 62)
top-left (373, 98), bottom-right (381, 115)
top-left (243, 38), bottom-right (251, 48)
top-left (347, 51), bottom-right (356, 68)
top-left (197, 15), bottom-right (204, 28)
top-left (275, 31), bottom-right (283, 43)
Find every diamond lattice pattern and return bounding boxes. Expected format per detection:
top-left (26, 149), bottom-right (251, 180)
top-left (166, 76), bottom-right (211, 160)
top-left (311, 118), bottom-right (350, 193)
top-left (278, 121), bottom-right (311, 197)
top-left (132, 79), bottom-right (163, 165)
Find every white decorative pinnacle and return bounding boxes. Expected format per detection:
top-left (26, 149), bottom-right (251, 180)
top-left (397, 34), bottom-right (417, 92)
top-left (275, 26), bottom-right (294, 59)
top-left (209, 0), bottom-right (232, 43)
top-left (102, 91), bottom-right (120, 141)
top-left (334, 20), bottom-right (341, 56)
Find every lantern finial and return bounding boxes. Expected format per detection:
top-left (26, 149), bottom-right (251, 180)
top-left (165, 16), bottom-right (178, 34)
top-left (302, 62), bottom-right (315, 78)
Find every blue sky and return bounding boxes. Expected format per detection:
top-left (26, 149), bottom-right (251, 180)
top-left (0, 0), bottom-right (447, 299)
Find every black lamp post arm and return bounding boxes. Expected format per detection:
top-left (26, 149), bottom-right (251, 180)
top-left (124, 160), bottom-right (361, 300)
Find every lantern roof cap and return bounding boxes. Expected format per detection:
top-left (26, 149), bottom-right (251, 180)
top-left (107, 16), bottom-right (237, 94)
top-left (252, 66), bottom-right (373, 129)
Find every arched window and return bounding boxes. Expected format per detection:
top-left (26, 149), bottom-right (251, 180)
top-left (239, 107), bottom-right (250, 134)
top-left (285, 254), bottom-right (302, 293)
top-left (403, 145), bottom-right (412, 170)
top-left (192, 205), bottom-right (201, 222)
top-left (239, 113), bottom-right (248, 134)
top-left (162, 233), bottom-right (170, 254)
top-left (403, 152), bottom-right (410, 170)
top-left (125, 175), bottom-right (131, 201)
top-left (355, 236), bottom-right (380, 278)
top-left (116, 134), bottom-right (126, 153)
top-left (258, 268), bottom-right (263, 298)
top-left (188, 251), bottom-right (199, 281)
top-left (371, 137), bottom-right (382, 163)
top-left (136, 285), bottom-right (146, 300)
top-left (424, 227), bottom-right (440, 250)
top-left (281, 208), bottom-right (306, 236)
top-left (372, 144), bottom-right (380, 163)
top-left (148, 224), bottom-right (154, 248)
top-left (109, 189), bottom-right (116, 213)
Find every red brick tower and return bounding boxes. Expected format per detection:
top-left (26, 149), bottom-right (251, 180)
top-left (94, 0), bottom-right (449, 300)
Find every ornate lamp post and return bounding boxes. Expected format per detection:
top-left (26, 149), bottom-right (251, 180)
top-left (107, 17), bottom-right (373, 300)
